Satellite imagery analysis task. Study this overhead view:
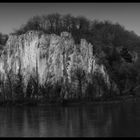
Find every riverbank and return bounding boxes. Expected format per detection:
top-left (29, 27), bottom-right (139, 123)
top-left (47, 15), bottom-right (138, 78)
top-left (0, 94), bottom-right (139, 107)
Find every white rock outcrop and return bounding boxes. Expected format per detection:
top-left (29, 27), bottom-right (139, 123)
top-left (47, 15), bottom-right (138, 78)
top-left (0, 31), bottom-right (112, 99)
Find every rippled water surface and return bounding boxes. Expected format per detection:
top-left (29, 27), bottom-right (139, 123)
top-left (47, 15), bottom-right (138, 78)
top-left (0, 100), bottom-right (140, 137)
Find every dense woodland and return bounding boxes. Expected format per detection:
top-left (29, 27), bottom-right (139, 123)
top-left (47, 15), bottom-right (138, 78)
top-left (0, 13), bottom-right (140, 104)
top-left (13, 13), bottom-right (140, 49)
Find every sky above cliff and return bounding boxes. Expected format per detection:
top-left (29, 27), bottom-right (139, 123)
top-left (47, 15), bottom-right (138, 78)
top-left (0, 3), bottom-right (140, 36)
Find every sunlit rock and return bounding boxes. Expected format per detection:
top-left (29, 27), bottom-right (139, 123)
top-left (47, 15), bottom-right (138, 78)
top-left (0, 31), bottom-right (115, 100)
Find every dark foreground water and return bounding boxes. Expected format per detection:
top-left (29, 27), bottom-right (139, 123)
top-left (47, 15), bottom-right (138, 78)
top-left (0, 99), bottom-right (140, 137)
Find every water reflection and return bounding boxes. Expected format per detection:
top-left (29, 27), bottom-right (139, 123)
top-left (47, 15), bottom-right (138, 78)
top-left (0, 100), bottom-right (140, 137)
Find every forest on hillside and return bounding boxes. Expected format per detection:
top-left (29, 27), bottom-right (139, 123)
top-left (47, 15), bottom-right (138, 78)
top-left (13, 13), bottom-right (140, 49)
top-left (12, 13), bottom-right (140, 93)
top-left (0, 13), bottom-right (140, 104)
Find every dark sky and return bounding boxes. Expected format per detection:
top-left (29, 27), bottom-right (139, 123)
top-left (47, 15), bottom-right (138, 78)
top-left (0, 3), bottom-right (140, 35)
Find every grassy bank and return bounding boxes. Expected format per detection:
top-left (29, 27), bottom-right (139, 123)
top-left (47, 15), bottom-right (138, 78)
top-left (0, 94), bottom-right (139, 107)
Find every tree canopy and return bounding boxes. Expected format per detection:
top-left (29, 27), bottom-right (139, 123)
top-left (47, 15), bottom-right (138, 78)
top-left (12, 13), bottom-right (140, 51)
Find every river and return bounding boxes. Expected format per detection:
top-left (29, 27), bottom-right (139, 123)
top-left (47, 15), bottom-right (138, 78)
top-left (0, 99), bottom-right (140, 137)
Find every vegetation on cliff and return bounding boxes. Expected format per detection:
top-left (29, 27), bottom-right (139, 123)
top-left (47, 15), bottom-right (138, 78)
top-left (0, 13), bottom-right (139, 104)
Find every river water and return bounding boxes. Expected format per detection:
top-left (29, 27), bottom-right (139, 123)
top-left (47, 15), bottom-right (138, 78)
top-left (0, 99), bottom-right (140, 137)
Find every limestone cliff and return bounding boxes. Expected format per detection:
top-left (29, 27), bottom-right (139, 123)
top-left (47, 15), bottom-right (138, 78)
top-left (0, 31), bottom-right (113, 101)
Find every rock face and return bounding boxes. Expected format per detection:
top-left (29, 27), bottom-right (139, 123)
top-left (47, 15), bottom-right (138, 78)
top-left (0, 31), bottom-right (112, 101)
